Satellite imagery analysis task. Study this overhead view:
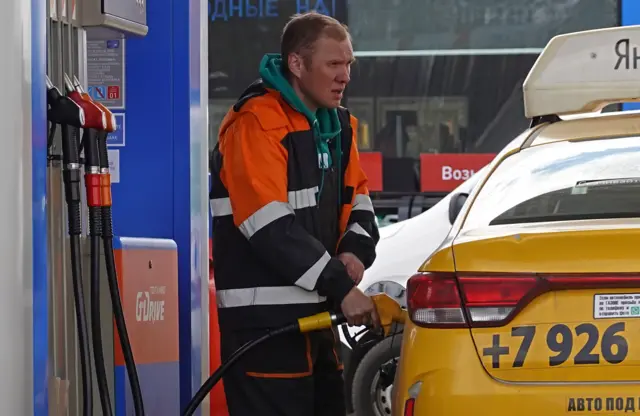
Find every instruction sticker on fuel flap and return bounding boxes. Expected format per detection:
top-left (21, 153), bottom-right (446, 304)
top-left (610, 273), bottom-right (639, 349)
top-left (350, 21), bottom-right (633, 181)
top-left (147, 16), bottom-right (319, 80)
top-left (594, 294), bottom-right (640, 319)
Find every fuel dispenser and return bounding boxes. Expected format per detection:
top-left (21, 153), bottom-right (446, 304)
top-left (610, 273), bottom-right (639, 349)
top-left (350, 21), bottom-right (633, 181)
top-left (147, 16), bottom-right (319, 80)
top-left (46, 0), bottom-right (159, 414)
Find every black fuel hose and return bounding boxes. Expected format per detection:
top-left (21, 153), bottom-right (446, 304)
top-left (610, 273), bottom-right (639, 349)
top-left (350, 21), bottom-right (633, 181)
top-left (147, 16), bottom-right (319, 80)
top-left (182, 312), bottom-right (347, 416)
top-left (60, 124), bottom-right (93, 416)
top-left (97, 132), bottom-right (146, 416)
top-left (83, 127), bottom-right (113, 416)
top-left (181, 322), bottom-right (300, 416)
top-left (91, 234), bottom-right (112, 413)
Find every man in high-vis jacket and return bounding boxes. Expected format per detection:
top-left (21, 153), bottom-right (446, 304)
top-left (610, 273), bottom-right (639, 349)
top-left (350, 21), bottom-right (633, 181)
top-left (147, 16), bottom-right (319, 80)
top-left (209, 11), bottom-right (380, 416)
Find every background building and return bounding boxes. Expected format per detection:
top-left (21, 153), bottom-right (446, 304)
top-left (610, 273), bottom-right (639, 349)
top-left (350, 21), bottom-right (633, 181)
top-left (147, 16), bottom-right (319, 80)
top-left (207, 0), bottom-right (620, 220)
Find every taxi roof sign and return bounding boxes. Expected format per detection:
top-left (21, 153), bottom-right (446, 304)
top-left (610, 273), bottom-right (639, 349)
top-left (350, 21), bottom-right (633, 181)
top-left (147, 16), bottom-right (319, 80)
top-left (523, 25), bottom-right (640, 118)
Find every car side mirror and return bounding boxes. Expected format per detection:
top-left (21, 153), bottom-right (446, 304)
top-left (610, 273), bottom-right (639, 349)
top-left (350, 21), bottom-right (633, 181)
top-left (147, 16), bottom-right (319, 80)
top-left (448, 192), bottom-right (469, 225)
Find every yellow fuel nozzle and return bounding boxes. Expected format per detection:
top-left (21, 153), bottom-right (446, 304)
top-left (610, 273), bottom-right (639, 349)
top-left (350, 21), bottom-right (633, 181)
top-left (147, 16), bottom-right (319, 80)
top-left (296, 293), bottom-right (407, 335)
top-left (297, 311), bottom-right (342, 333)
top-left (371, 293), bottom-right (407, 336)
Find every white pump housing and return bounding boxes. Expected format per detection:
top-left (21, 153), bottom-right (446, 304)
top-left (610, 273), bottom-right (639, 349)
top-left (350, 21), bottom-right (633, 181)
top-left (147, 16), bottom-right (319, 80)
top-left (81, 0), bottom-right (148, 36)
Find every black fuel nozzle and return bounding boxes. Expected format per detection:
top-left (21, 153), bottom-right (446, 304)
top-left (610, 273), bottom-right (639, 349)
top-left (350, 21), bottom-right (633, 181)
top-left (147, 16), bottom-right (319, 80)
top-left (47, 74), bottom-right (85, 129)
top-left (46, 75), bottom-right (83, 153)
top-left (47, 74), bottom-right (84, 167)
top-left (47, 74), bottom-right (86, 236)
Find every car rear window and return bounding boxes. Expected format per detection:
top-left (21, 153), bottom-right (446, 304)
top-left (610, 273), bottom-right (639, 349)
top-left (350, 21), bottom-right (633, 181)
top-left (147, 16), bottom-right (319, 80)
top-left (463, 136), bottom-right (640, 229)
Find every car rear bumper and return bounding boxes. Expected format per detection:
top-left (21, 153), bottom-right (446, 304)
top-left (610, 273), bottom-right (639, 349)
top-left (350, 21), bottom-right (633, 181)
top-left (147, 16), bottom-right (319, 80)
top-left (393, 323), bottom-right (640, 416)
top-left (400, 370), bottom-right (640, 415)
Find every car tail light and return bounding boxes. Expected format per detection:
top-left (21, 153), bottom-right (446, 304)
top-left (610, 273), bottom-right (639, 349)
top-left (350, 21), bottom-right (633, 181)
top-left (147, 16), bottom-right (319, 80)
top-left (403, 381), bottom-right (422, 416)
top-left (407, 272), bottom-right (640, 328)
top-left (403, 398), bottom-right (415, 416)
top-left (406, 272), bottom-right (466, 327)
top-left (460, 275), bottom-right (537, 325)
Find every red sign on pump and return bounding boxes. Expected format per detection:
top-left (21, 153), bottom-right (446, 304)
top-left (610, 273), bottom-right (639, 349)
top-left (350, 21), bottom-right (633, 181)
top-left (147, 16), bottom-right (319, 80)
top-left (107, 85), bottom-right (120, 100)
top-left (420, 153), bottom-right (495, 192)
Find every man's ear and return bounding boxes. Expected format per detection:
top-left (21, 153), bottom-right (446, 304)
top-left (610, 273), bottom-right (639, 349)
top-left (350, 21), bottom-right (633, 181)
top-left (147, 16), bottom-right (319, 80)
top-left (288, 52), bottom-right (303, 78)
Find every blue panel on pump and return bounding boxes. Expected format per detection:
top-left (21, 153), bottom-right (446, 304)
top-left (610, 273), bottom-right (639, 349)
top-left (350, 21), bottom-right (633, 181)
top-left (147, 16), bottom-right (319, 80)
top-left (110, 26), bottom-right (173, 239)
top-left (113, 0), bottom-right (207, 411)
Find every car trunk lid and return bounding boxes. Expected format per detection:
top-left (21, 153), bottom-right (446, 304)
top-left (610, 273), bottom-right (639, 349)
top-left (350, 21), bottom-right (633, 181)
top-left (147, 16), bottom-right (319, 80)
top-left (451, 221), bottom-right (640, 382)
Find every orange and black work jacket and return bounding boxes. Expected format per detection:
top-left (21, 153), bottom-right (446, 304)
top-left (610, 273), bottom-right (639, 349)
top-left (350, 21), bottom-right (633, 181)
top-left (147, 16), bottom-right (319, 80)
top-left (209, 81), bottom-right (380, 331)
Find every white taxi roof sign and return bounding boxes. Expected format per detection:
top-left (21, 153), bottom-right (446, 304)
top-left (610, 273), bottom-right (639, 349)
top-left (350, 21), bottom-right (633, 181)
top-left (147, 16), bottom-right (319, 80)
top-left (523, 25), bottom-right (640, 118)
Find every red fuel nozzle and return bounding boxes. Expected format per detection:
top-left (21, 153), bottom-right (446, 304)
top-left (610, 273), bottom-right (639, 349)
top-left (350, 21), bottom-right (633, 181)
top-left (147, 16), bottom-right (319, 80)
top-left (64, 74), bottom-right (106, 131)
top-left (70, 77), bottom-right (114, 209)
top-left (72, 76), bottom-right (116, 133)
top-left (63, 74), bottom-right (104, 209)
top-left (92, 102), bottom-right (116, 133)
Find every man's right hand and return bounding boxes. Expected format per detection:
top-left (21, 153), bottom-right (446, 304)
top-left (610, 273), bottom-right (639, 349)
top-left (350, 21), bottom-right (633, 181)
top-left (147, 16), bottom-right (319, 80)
top-left (340, 287), bottom-right (380, 328)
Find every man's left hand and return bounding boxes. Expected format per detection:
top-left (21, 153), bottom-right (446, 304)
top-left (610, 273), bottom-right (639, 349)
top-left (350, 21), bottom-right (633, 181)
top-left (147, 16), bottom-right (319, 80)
top-left (338, 252), bottom-right (365, 285)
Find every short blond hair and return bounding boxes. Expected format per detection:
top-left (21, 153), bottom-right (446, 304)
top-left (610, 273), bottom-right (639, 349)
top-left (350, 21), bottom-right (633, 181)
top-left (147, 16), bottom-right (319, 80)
top-left (280, 11), bottom-right (351, 75)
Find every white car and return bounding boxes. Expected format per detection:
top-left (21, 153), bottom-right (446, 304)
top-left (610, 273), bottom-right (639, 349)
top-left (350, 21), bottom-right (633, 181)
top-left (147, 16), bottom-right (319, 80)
top-left (340, 165), bottom-right (489, 416)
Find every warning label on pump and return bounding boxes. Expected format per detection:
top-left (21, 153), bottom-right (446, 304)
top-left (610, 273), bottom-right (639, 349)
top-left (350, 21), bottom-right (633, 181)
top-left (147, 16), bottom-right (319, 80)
top-left (594, 293), bottom-right (640, 319)
top-left (87, 39), bottom-right (125, 109)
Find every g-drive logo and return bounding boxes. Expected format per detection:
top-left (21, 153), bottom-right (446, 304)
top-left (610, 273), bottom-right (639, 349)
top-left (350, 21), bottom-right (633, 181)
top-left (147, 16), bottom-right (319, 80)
top-left (136, 286), bottom-right (165, 323)
top-left (135, 0), bottom-right (144, 8)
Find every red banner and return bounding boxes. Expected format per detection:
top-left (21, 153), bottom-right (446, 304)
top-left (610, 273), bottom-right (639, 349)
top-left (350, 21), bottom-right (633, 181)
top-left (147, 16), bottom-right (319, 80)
top-left (359, 151), bottom-right (383, 192)
top-left (420, 153), bottom-right (495, 192)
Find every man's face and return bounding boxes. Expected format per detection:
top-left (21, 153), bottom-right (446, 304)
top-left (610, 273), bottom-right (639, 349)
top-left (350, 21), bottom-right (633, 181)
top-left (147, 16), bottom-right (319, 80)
top-left (297, 35), bottom-right (354, 109)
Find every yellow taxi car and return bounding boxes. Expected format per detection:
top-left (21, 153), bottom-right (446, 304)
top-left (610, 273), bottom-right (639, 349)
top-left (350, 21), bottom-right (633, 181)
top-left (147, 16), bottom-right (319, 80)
top-left (393, 25), bottom-right (640, 416)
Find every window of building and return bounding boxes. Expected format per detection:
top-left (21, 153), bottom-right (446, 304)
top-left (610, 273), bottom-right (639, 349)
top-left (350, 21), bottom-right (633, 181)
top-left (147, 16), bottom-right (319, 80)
top-left (347, 0), bottom-right (619, 53)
